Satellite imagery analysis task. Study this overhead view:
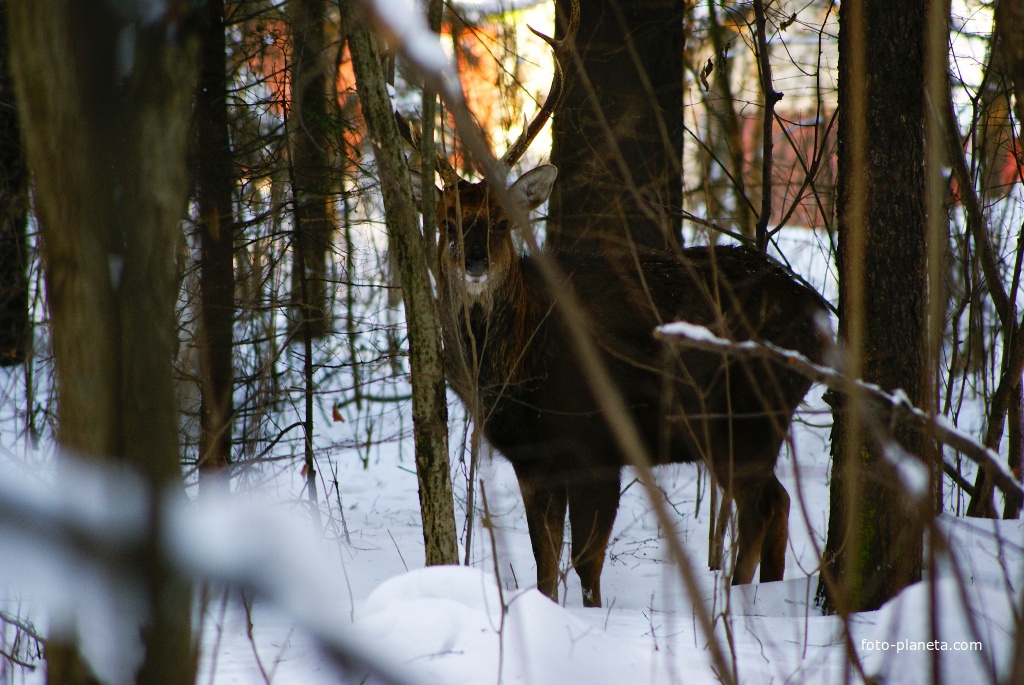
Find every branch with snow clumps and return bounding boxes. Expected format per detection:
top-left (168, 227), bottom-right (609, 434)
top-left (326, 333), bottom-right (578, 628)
top-left (656, 321), bottom-right (1024, 505)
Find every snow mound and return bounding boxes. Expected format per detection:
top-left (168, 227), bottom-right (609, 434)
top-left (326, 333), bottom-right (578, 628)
top-left (861, 577), bottom-right (1018, 684)
top-left (357, 567), bottom-right (657, 684)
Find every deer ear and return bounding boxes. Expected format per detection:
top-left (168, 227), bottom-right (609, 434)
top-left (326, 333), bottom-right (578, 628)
top-left (510, 164), bottom-right (557, 210)
top-left (409, 170), bottom-right (441, 212)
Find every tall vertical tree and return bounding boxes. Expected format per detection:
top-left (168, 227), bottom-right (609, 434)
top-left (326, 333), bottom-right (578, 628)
top-left (196, 0), bottom-right (237, 482)
top-left (9, 1), bottom-right (200, 681)
top-left (290, 0), bottom-right (335, 338)
top-left (818, 0), bottom-right (932, 612)
top-left (994, 0), bottom-right (1023, 152)
top-left (0, 4), bottom-right (28, 367)
top-left (344, 7), bottom-right (459, 566)
top-left (703, 0), bottom-right (754, 239)
top-left (548, 0), bottom-right (685, 252)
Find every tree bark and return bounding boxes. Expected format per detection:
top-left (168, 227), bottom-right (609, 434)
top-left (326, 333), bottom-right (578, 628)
top-left (344, 11), bottom-right (459, 566)
top-left (704, 0), bottom-right (753, 239)
top-left (994, 0), bottom-right (1024, 144)
top-left (817, 0), bottom-right (931, 613)
top-left (290, 0), bottom-right (335, 338)
top-left (9, 2), bottom-right (199, 682)
top-left (548, 0), bottom-right (685, 252)
top-left (0, 3), bottom-right (28, 367)
top-left (196, 0), bottom-right (236, 483)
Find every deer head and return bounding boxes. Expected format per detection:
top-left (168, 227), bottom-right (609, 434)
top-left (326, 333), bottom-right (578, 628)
top-left (413, 166), bottom-right (557, 304)
top-left (403, 0), bottom-right (579, 305)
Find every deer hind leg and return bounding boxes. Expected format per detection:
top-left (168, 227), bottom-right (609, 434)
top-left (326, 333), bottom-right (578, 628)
top-left (514, 463), bottom-right (567, 602)
top-left (567, 472), bottom-right (621, 608)
top-left (710, 370), bottom-right (796, 584)
top-left (730, 473), bottom-right (790, 584)
top-left (758, 474), bottom-right (790, 582)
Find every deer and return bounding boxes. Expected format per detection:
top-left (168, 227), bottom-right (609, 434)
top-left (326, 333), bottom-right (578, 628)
top-left (403, 0), bottom-right (830, 607)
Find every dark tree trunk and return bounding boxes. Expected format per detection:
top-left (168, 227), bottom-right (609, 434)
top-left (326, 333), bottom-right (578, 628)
top-left (548, 0), bottom-right (685, 252)
top-left (994, 0), bottom-right (1024, 143)
top-left (290, 0), bottom-right (334, 338)
top-left (9, 2), bottom-right (199, 682)
top-left (0, 4), bottom-right (28, 367)
top-left (196, 0), bottom-right (236, 482)
top-left (704, 0), bottom-right (753, 239)
top-left (817, 0), bottom-right (930, 613)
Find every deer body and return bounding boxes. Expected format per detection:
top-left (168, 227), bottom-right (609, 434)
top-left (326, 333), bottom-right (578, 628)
top-left (424, 169), bottom-right (829, 607)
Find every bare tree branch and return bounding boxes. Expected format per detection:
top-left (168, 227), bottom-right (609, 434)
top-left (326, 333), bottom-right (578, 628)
top-left (940, 72), bottom-right (1024, 516)
top-left (656, 322), bottom-right (1024, 506)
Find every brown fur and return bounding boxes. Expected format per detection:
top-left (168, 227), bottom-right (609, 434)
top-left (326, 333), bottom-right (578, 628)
top-left (429, 175), bottom-right (829, 608)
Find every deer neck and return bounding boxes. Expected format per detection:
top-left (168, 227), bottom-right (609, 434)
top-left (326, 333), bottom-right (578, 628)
top-left (440, 255), bottom-right (536, 401)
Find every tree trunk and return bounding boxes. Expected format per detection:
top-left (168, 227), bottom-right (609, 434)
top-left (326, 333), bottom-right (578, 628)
top-left (817, 0), bottom-right (930, 613)
top-left (290, 0), bottom-right (335, 338)
top-left (196, 0), bottom-right (236, 483)
top-left (9, 2), bottom-right (199, 682)
top-left (344, 11), bottom-right (459, 566)
top-left (548, 0), bottom-right (685, 252)
top-left (704, 0), bottom-right (754, 239)
top-left (0, 3), bottom-right (28, 367)
top-left (994, 0), bottom-right (1024, 143)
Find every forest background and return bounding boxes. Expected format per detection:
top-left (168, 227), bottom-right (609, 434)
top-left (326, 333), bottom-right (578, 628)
top-left (0, 0), bottom-right (1023, 683)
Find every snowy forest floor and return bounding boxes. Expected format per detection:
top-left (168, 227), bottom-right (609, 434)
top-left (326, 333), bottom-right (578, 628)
top-left (3, 232), bottom-right (1022, 685)
top-left (186, 405), bottom-right (1024, 685)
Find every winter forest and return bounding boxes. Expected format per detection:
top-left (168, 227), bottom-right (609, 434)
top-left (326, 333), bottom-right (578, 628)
top-left (1, 0), bottom-right (1023, 683)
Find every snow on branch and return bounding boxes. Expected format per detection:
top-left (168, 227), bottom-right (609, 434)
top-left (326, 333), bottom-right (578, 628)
top-left (361, 0), bottom-right (449, 75)
top-left (656, 321), bottom-right (1024, 505)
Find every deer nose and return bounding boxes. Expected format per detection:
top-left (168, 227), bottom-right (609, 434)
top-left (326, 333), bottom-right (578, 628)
top-left (465, 247), bottom-right (488, 277)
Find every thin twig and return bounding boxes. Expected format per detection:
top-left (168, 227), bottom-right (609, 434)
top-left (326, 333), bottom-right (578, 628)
top-left (463, 425), bottom-right (481, 566)
top-left (479, 483), bottom-right (508, 685)
top-left (242, 593), bottom-right (273, 685)
top-left (388, 529), bottom-right (409, 572)
top-left (0, 647), bottom-right (37, 670)
top-left (0, 609), bottom-right (44, 645)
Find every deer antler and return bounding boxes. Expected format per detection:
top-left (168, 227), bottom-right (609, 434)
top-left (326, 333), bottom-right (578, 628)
top-left (394, 109), bottom-right (461, 187)
top-left (499, 0), bottom-right (580, 168)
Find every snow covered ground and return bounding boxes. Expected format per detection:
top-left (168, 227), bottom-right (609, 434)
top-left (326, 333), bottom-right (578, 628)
top-left (179, 399), bottom-right (1022, 685)
top-left (2, 230), bottom-right (1022, 684)
top-left (3, 424), bottom-right (1021, 684)
top-left (194, 229), bottom-right (1023, 684)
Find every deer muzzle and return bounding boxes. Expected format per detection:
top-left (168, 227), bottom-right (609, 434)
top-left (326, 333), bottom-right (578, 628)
top-left (465, 246), bottom-right (489, 278)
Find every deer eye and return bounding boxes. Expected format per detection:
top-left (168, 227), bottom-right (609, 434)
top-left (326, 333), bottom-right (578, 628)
top-left (447, 239), bottom-right (459, 256)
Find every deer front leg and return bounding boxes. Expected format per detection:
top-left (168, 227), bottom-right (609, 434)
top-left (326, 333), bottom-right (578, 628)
top-left (567, 472), bottom-right (621, 607)
top-left (514, 463), bottom-right (567, 602)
